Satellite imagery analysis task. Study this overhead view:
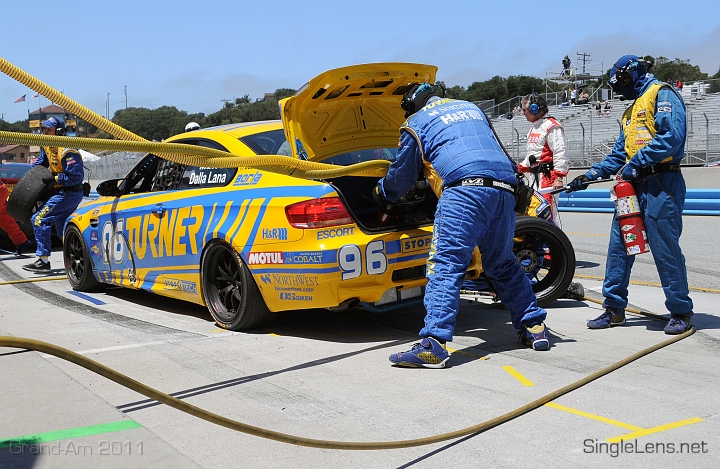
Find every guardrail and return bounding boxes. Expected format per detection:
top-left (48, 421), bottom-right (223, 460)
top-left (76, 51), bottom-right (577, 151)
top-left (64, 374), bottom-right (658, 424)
top-left (557, 189), bottom-right (720, 216)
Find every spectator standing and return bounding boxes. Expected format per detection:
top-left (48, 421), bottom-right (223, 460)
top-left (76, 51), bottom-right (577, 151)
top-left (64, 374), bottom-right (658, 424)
top-left (561, 87), bottom-right (569, 106)
top-left (519, 93), bottom-right (568, 225)
top-left (568, 54), bottom-right (693, 334)
top-left (374, 84), bottom-right (551, 368)
top-left (570, 87), bottom-right (577, 105)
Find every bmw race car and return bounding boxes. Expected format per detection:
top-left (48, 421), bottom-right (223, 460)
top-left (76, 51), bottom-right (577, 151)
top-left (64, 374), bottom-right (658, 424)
top-left (63, 63), bottom-right (575, 331)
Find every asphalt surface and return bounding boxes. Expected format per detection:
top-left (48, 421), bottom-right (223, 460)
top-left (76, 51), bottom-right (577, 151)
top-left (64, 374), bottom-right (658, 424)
top-left (1, 211), bottom-right (719, 469)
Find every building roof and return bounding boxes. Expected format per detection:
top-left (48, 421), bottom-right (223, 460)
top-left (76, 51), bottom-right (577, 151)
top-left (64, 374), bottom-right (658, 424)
top-left (0, 144), bottom-right (28, 153)
top-left (29, 104), bottom-right (66, 116)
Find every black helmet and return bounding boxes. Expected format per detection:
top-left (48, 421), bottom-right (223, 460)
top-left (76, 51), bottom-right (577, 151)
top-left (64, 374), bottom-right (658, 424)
top-left (400, 83), bottom-right (436, 118)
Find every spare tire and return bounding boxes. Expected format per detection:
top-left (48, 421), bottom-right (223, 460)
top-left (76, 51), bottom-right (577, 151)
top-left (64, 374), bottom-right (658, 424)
top-left (6, 165), bottom-right (54, 228)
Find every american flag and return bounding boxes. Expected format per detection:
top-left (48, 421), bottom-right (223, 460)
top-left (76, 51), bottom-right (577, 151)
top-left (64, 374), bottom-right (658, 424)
top-left (31, 93), bottom-right (39, 100)
top-left (14, 94), bottom-right (26, 103)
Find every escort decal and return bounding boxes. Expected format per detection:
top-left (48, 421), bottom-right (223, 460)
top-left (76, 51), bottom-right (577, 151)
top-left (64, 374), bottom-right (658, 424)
top-left (317, 227), bottom-right (354, 239)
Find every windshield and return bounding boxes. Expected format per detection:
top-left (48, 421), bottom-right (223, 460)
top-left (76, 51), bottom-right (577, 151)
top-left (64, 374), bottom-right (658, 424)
top-left (320, 147), bottom-right (397, 166)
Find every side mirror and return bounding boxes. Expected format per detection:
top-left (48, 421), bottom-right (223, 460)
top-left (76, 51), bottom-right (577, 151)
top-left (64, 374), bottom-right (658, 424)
top-left (96, 179), bottom-right (123, 197)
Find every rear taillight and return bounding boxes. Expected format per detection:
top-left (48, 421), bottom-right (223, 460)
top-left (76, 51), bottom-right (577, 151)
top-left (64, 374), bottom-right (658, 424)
top-left (285, 197), bottom-right (352, 229)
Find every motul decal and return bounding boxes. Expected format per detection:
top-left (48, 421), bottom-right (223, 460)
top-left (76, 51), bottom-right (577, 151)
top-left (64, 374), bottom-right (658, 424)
top-left (247, 252), bottom-right (284, 264)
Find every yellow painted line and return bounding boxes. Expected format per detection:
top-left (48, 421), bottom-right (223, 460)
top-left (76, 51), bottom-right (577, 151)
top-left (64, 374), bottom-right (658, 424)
top-left (607, 417), bottom-right (704, 443)
top-left (545, 402), bottom-right (644, 431)
top-left (502, 365), bottom-right (535, 386)
top-left (574, 274), bottom-right (720, 294)
top-left (446, 347), bottom-right (488, 360)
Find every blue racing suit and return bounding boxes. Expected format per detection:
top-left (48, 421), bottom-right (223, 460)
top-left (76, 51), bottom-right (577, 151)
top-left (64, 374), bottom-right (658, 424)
top-left (377, 97), bottom-right (546, 341)
top-left (584, 77), bottom-right (693, 315)
top-left (32, 146), bottom-right (85, 257)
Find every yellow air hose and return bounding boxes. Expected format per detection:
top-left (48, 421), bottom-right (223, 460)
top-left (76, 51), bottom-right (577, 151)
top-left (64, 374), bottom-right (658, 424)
top-left (0, 327), bottom-right (694, 450)
top-left (0, 131), bottom-right (389, 179)
top-left (0, 56), bottom-right (389, 179)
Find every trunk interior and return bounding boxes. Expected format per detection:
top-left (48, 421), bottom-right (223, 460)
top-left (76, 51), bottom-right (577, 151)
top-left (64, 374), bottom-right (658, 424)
top-left (326, 175), bottom-right (438, 233)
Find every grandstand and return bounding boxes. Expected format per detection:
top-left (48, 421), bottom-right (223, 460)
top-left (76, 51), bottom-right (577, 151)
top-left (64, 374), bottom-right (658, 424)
top-left (491, 82), bottom-right (720, 168)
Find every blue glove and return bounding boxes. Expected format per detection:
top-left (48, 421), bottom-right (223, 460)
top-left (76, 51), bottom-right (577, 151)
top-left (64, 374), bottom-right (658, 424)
top-left (567, 174), bottom-right (591, 192)
top-left (620, 160), bottom-right (641, 181)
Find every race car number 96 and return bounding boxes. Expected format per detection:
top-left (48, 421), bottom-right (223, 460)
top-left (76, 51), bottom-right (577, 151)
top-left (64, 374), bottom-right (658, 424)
top-left (338, 241), bottom-right (387, 280)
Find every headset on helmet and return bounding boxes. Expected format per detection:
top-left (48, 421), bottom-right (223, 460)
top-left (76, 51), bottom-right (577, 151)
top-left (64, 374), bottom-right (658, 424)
top-left (525, 93), bottom-right (547, 115)
top-left (400, 83), bottom-right (436, 118)
top-left (609, 55), bottom-right (649, 94)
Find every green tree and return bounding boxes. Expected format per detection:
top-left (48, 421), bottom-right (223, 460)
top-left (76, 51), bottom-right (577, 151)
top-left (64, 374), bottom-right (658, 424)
top-left (646, 56), bottom-right (708, 83)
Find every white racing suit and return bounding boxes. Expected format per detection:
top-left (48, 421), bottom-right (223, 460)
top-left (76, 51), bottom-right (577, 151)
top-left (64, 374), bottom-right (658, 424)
top-left (519, 116), bottom-right (568, 225)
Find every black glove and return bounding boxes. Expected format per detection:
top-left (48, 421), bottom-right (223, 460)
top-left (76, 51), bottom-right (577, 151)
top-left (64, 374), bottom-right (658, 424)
top-left (567, 175), bottom-right (590, 192)
top-left (42, 176), bottom-right (57, 185)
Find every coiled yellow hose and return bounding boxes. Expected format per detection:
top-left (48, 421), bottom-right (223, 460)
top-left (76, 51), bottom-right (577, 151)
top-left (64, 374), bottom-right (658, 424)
top-left (0, 56), bottom-right (389, 179)
top-left (0, 329), bottom-right (694, 450)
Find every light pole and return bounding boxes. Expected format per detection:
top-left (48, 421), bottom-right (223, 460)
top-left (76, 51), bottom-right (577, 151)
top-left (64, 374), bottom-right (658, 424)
top-left (107, 93), bottom-right (111, 120)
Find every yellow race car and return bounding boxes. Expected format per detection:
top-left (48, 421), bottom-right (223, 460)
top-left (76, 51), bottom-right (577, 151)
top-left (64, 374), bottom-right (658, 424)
top-left (63, 63), bottom-right (575, 330)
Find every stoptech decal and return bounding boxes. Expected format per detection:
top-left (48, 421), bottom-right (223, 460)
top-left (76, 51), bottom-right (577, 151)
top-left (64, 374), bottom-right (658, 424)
top-left (402, 235), bottom-right (432, 253)
top-left (247, 252), bottom-right (284, 264)
top-left (163, 278), bottom-right (197, 294)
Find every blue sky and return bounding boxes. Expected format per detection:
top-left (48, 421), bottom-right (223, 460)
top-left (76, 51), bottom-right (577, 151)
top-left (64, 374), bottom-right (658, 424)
top-left (2, 0), bottom-right (718, 124)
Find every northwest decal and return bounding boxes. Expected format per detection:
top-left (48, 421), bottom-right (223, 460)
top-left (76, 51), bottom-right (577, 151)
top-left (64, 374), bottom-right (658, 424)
top-left (260, 273), bottom-right (318, 293)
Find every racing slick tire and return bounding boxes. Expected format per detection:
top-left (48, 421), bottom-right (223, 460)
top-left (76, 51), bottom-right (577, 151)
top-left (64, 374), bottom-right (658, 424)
top-left (63, 225), bottom-right (103, 292)
top-left (513, 217), bottom-right (575, 307)
top-left (6, 165), bottom-right (54, 230)
top-left (200, 241), bottom-right (276, 331)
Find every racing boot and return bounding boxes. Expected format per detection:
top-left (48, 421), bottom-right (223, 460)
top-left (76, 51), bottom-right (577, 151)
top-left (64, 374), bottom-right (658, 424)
top-left (519, 322), bottom-right (550, 351)
top-left (22, 258), bottom-right (50, 272)
top-left (587, 307), bottom-right (626, 329)
top-left (664, 313), bottom-right (693, 335)
top-left (389, 337), bottom-right (450, 368)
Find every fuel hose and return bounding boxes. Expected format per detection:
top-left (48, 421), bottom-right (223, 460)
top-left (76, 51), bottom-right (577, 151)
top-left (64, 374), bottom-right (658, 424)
top-left (0, 327), bottom-right (694, 450)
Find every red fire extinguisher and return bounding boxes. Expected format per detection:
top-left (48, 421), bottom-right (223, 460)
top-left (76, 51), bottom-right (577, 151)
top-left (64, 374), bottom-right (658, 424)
top-left (613, 181), bottom-right (650, 256)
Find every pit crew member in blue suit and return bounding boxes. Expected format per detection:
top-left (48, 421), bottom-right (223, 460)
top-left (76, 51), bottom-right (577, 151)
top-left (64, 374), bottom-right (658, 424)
top-left (374, 84), bottom-right (550, 368)
top-left (23, 116), bottom-right (85, 273)
top-left (568, 55), bottom-right (693, 334)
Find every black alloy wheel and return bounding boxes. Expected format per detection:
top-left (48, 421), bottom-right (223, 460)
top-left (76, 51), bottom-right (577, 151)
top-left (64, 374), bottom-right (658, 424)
top-left (513, 217), bottom-right (576, 306)
top-left (200, 242), bottom-right (274, 331)
top-left (63, 225), bottom-right (102, 292)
